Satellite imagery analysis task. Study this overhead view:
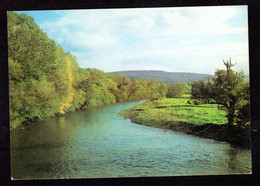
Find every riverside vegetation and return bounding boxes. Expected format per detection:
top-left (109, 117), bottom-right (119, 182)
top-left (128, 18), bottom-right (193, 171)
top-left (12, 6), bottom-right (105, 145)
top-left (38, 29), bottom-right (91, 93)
top-left (8, 12), bottom-right (167, 130)
top-left (120, 96), bottom-right (250, 148)
top-left (8, 12), bottom-right (250, 148)
top-left (120, 60), bottom-right (250, 148)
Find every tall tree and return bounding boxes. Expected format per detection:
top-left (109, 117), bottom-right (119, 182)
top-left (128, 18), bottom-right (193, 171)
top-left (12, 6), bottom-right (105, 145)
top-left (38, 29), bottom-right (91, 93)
top-left (59, 57), bottom-right (74, 114)
top-left (213, 59), bottom-right (247, 126)
top-left (190, 58), bottom-right (249, 126)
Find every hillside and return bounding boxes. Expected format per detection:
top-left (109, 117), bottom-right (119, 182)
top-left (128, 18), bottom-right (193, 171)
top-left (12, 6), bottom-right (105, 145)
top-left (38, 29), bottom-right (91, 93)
top-left (110, 70), bottom-right (213, 83)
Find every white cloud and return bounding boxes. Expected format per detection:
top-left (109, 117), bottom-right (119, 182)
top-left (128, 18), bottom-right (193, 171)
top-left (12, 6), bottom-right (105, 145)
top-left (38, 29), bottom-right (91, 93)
top-left (70, 39), bottom-right (249, 74)
top-left (40, 6), bottom-right (247, 46)
top-left (37, 6), bottom-right (248, 74)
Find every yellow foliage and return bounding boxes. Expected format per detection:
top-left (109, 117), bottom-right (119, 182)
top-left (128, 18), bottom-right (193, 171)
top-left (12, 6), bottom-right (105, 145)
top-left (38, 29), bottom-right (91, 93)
top-left (59, 57), bottom-right (74, 114)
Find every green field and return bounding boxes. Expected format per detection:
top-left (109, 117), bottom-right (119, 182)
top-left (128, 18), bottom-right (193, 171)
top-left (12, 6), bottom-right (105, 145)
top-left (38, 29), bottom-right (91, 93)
top-left (120, 97), bottom-right (252, 148)
top-left (120, 97), bottom-right (228, 126)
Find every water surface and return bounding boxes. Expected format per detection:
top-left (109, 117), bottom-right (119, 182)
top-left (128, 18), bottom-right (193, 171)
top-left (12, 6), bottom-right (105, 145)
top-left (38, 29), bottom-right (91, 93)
top-left (11, 101), bottom-right (252, 179)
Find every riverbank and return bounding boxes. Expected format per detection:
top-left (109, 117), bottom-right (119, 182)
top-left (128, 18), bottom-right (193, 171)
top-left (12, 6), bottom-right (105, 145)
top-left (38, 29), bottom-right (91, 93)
top-left (11, 100), bottom-right (252, 178)
top-left (119, 98), bottom-right (251, 148)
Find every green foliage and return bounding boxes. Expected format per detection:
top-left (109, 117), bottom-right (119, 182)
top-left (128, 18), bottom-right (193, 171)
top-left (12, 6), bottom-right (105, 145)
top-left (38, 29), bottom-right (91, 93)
top-left (190, 78), bottom-right (213, 103)
top-left (120, 98), bottom-right (227, 126)
top-left (8, 12), bottom-right (58, 81)
top-left (146, 80), bottom-right (165, 100)
top-left (212, 59), bottom-right (249, 126)
top-left (8, 11), bottom-right (248, 131)
top-left (6, 11), bottom-right (177, 130)
top-left (166, 83), bottom-right (185, 98)
top-left (109, 73), bottom-right (167, 102)
top-left (190, 58), bottom-right (250, 127)
top-left (109, 73), bottom-right (129, 102)
top-left (8, 12), bottom-right (61, 129)
top-left (193, 100), bottom-right (201, 105)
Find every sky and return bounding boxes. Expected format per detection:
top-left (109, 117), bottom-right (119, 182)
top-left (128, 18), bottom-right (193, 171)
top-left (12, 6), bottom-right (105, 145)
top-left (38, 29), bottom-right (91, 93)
top-left (18, 6), bottom-right (249, 75)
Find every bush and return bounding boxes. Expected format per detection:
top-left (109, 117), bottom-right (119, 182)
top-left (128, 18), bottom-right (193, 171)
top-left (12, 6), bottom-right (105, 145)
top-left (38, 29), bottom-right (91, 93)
top-left (193, 100), bottom-right (201, 105)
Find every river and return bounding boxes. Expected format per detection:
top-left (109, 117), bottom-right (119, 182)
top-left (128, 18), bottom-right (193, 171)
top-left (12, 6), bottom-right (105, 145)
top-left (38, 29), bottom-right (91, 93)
top-left (11, 100), bottom-right (252, 179)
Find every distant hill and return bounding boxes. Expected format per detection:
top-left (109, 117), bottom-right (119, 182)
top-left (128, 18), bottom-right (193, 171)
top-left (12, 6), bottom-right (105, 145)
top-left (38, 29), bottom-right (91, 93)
top-left (110, 70), bottom-right (213, 84)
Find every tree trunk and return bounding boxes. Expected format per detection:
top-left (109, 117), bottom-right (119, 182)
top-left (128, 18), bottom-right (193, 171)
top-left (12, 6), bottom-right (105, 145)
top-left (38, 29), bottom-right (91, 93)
top-left (227, 102), bottom-right (235, 127)
top-left (227, 114), bottom-right (234, 127)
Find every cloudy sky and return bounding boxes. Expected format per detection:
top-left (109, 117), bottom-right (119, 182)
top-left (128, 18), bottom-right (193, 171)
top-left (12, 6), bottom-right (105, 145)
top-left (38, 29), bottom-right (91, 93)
top-left (19, 6), bottom-right (248, 74)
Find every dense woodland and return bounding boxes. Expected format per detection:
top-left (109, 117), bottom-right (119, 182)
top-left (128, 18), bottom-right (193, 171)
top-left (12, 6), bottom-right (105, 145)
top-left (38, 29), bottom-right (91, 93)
top-left (8, 12), bottom-right (168, 129)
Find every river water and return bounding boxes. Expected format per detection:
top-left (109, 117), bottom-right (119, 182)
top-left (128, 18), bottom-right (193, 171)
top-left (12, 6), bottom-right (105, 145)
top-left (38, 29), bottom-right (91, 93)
top-left (11, 101), bottom-right (252, 179)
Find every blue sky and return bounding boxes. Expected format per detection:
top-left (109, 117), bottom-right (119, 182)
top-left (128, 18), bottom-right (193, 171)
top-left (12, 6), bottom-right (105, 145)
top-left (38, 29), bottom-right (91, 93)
top-left (17, 6), bottom-right (249, 74)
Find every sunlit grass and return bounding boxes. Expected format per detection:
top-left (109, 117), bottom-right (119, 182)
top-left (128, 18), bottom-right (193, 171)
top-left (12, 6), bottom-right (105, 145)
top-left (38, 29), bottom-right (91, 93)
top-left (122, 97), bottom-right (227, 125)
top-left (181, 94), bottom-right (191, 98)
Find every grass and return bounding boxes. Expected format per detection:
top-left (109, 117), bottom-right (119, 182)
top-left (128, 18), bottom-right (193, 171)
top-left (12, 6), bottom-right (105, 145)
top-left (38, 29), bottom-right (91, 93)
top-left (120, 97), bottom-right (227, 126)
top-left (120, 97), bottom-right (251, 148)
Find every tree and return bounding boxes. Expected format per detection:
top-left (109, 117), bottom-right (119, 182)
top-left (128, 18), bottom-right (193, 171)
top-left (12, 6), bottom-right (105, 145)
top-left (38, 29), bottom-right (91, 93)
top-left (190, 58), bottom-right (249, 127)
top-left (158, 83), bottom-right (168, 98)
top-left (236, 82), bottom-right (250, 126)
top-left (146, 80), bottom-right (161, 100)
top-left (126, 77), bottom-right (141, 101)
top-left (110, 73), bottom-right (129, 102)
top-left (190, 78), bottom-right (214, 103)
top-left (59, 57), bottom-right (74, 114)
top-left (213, 58), bottom-right (247, 126)
top-left (166, 83), bottom-right (185, 98)
top-left (8, 12), bottom-right (62, 128)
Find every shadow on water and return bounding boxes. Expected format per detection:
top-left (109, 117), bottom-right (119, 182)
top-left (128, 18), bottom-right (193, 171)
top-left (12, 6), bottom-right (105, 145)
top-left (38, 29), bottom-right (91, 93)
top-left (228, 148), bottom-right (239, 170)
top-left (226, 147), bottom-right (251, 173)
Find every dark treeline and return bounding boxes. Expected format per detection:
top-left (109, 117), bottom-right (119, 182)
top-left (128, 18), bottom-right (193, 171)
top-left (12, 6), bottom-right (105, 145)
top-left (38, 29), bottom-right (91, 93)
top-left (8, 12), bottom-right (168, 130)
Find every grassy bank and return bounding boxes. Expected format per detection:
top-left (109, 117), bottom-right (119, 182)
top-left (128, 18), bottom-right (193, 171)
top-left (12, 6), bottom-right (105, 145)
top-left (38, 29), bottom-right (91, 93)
top-left (120, 97), bottom-right (250, 148)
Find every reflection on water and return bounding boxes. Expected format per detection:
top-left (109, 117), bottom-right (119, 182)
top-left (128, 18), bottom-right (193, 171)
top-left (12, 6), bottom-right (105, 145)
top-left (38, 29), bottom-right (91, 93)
top-left (228, 148), bottom-right (238, 170)
top-left (226, 147), bottom-right (251, 172)
top-left (11, 101), bottom-right (252, 179)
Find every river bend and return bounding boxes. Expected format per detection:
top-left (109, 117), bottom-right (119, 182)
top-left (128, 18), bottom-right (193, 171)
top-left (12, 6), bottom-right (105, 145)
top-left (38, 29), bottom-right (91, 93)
top-left (11, 101), bottom-right (251, 179)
